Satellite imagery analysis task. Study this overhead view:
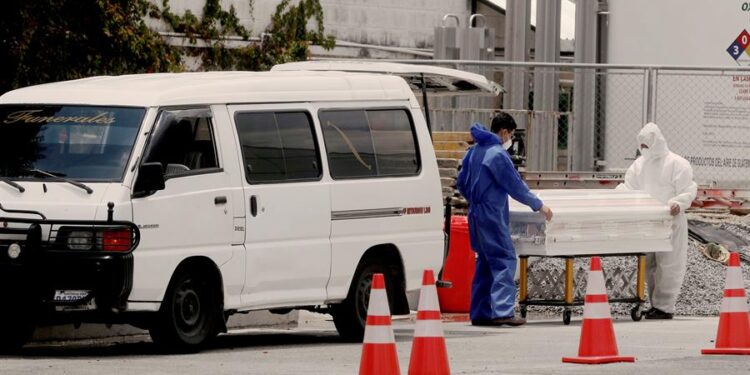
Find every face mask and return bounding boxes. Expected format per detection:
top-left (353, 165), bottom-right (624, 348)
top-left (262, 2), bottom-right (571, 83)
top-left (640, 147), bottom-right (652, 159)
top-left (503, 138), bottom-right (513, 150)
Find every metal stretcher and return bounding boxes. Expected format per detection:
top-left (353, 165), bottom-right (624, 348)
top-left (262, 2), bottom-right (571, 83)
top-left (518, 253), bottom-right (647, 325)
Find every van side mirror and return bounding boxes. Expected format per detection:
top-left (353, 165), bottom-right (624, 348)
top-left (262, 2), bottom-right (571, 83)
top-left (133, 163), bottom-right (165, 197)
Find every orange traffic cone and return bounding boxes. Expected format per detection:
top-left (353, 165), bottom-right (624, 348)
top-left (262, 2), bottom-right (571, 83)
top-left (359, 273), bottom-right (401, 375)
top-left (408, 269), bottom-right (450, 375)
top-left (562, 257), bottom-right (636, 364)
top-left (702, 252), bottom-right (750, 355)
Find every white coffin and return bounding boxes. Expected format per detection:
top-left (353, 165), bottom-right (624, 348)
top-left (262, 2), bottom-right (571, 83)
top-left (509, 189), bottom-right (673, 256)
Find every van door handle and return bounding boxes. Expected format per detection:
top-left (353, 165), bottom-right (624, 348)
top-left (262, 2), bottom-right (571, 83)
top-left (250, 195), bottom-right (258, 217)
top-left (214, 196), bottom-right (227, 205)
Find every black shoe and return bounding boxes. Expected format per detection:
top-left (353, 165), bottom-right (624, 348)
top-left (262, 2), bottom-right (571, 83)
top-left (471, 319), bottom-right (493, 327)
top-left (645, 308), bottom-right (673, 320)
top-left (471, 317), bottom-right (526, 327)
top-left (491, 317), bottom-right (526, 326)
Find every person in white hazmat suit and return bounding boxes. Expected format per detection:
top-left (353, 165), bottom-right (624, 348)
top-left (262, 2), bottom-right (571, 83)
top-left (617, 123), bottom-right (697, 319)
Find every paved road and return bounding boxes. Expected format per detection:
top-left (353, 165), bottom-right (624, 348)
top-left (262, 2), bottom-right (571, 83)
top-left (1, 313), bottom-right (748, 374)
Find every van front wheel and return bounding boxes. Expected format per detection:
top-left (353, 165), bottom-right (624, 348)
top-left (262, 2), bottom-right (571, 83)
top-left (0, 311), bottom-right (35, 353)
top-left (331, 262), bottom-right (392, 342)
top-left (149, 269), bottom-right (220, 352)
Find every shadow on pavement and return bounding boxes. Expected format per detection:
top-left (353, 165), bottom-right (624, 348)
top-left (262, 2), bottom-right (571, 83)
top-left (7, 321), bottom-right (511, 358)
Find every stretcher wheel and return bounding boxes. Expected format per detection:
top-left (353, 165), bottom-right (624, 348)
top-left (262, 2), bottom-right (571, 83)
top-left (562, 309), bottom-right (572, 325)
top-left (520, 306), bottom-right (527, 319)
top-left (630, 306), bottom-right (643, 321)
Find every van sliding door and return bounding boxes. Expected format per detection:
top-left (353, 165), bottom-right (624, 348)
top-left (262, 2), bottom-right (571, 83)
top-left (229, 104), bottom-right (331, 308)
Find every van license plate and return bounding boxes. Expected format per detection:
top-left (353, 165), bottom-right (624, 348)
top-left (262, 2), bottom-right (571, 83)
top-left (53, 290), bottom-right (90, 303)
top-left (54, 290), bottom-right (96, 311)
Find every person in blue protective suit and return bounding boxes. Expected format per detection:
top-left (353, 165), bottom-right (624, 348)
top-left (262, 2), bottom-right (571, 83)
top-left (457, 113), bottom-right (553, 326)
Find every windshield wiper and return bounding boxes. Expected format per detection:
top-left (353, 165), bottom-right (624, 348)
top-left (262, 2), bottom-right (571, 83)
top-left (0, 177), bottom-right (25, 193)
top-left (26, 168), bottom-right (93, 194)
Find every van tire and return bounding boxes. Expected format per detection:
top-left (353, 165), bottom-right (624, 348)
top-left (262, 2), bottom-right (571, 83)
top-left (331, 261), bottom-right (394, 342)
top-left (0, 311), bottom-right (34, 353)
top-left (149, 268), bottom-right (220, 352)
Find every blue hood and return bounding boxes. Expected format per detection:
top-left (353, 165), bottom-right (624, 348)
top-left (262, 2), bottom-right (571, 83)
top-left (470, 123), bottom-right (501, 146)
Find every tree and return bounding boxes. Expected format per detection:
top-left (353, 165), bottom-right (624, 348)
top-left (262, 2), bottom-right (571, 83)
top-left (158, 0), bottom-right (335, 71)
top-left (0, 0), bottom-right (336, 94)
top-left (238, 0), bottom-right (336, 71)
top-left (0, 0), bottom-right (182, 94)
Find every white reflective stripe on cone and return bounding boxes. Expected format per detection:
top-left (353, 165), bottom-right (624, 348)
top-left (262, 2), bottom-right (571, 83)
top-left (725, 268), bottom-right (745, 289)
top-left (367, 289), bottom-right (391, 316)
top-left (721, 297), bottom-right (750, 313)
top-left (414, 320), bottom-right (445, 338)
top-left (363, 325), bottom-right (396, 344)
top-left (585, 271), bottom-right (606, 295)
top-left (418, 285), bottom-right (440, 310)
top-left (582, 302), bottom-right (612, 319)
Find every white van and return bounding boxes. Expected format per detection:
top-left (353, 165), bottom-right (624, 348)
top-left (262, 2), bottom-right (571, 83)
top-left (0, 62), bottom-right (499, 351)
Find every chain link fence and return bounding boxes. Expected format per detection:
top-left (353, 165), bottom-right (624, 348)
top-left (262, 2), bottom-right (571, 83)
top-left (654, 69), bottom-right (750, 186)
top-left (405, 60), bottom-right (750, 186)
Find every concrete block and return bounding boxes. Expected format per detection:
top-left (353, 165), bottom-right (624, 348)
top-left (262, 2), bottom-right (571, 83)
top-left (432, 132), bottom-right (472, 142)
top-left (437, 158), bottom-right (459, 169)
top-left (433, 141), bottom-right (470, 151)
top-left (452, 198), bottom-right (468, 208)
top-left (439, 167), bottom-right (458, 179)
top-left (436, 151), bottom-right (466, 160)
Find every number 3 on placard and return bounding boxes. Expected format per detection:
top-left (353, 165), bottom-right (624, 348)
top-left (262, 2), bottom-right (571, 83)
top-left (735, 45), bottom-right (740, 55)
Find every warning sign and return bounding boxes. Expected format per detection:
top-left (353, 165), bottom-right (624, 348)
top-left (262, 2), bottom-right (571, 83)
top-left (727, 29), bottom-right (750, 65)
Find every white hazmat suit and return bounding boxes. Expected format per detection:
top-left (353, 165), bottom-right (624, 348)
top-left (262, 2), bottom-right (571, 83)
top-left (617, 123), bottom-right (697, 314)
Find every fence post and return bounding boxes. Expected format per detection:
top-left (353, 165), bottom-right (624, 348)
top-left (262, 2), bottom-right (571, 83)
top-left (528, 0), bottom-right (561, 171)
top-left (649, 68), bottom-right (658, 123)
top-left (642, 68), bottom-right (651, 126)
top-left (503, 0), bottom-right (531, 130)
top-left (571, 0), bottom-right (598, 171)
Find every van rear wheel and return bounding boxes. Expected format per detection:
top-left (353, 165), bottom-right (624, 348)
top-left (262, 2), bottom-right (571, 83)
top-left (331, 262), bottom-right (393, 342)
top-left (149, 268), bottom-right (220, 352)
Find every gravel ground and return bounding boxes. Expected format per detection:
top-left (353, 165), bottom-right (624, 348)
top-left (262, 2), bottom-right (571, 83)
top-left (522, 213), bottom-right (750, 317)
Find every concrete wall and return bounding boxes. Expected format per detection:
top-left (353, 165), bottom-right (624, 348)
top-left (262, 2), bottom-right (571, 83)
top-left (319, 0), bottom-right (469, 48)
top-left (148, 0), bottom-right (471, 49)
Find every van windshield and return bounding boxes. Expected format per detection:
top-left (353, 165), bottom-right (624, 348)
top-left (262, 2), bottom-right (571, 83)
top-left (0, 105), bottom-right (145, 182)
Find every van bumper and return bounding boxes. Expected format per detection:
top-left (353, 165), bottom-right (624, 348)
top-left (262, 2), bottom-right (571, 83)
top-left (0, 216), bottom-right (139, 324)
top-left (0, 250), bottom-right (134, 320)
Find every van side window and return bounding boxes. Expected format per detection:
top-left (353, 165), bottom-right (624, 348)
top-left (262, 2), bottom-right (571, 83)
top-left (319, 108), bottom-right (419, 179)
top-left (143, 108), bottom-right (219, 177)
top-left (234, 111), bottom-right (321, 183)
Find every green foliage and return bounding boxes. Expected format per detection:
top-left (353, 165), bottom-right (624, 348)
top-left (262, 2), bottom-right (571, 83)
top-left (158, 0), bottom-right (251, 69)
top-left (158, 0), bottom-right (335, 71)
top-left (243, 0), bottom-right (336, 70)
top-left (0, 0), bottom-right (336, 94)
top-left (0, 0), bottom-right (183, 94)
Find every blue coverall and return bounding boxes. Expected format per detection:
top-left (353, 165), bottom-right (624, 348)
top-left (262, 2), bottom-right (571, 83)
top-left (456, 124), bottom-right (543, 321)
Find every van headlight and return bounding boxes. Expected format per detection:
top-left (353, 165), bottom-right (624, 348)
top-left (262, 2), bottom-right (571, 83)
top-left (67, 231), bottom-right (94, 250)
top-left (8, 243), bottom-right (21, 259)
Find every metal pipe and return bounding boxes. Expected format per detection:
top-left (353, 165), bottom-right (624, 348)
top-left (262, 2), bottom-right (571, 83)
top-left (642, 69), bottom-right (651, 126)
top-left (650, 69), bottom-right (659, 123)
top-left (519, 257), bottom-right (529, 302)
top-left (470, 0), bottom-right (478, 26)
top-left (363, 58), bottom-right (750, 72)
top-left (159, 32), bottom-right (436, 58)
top-left (564, 258), bottom-right (574, 304)
top-left (637, 255), bottom-right (646, 301)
